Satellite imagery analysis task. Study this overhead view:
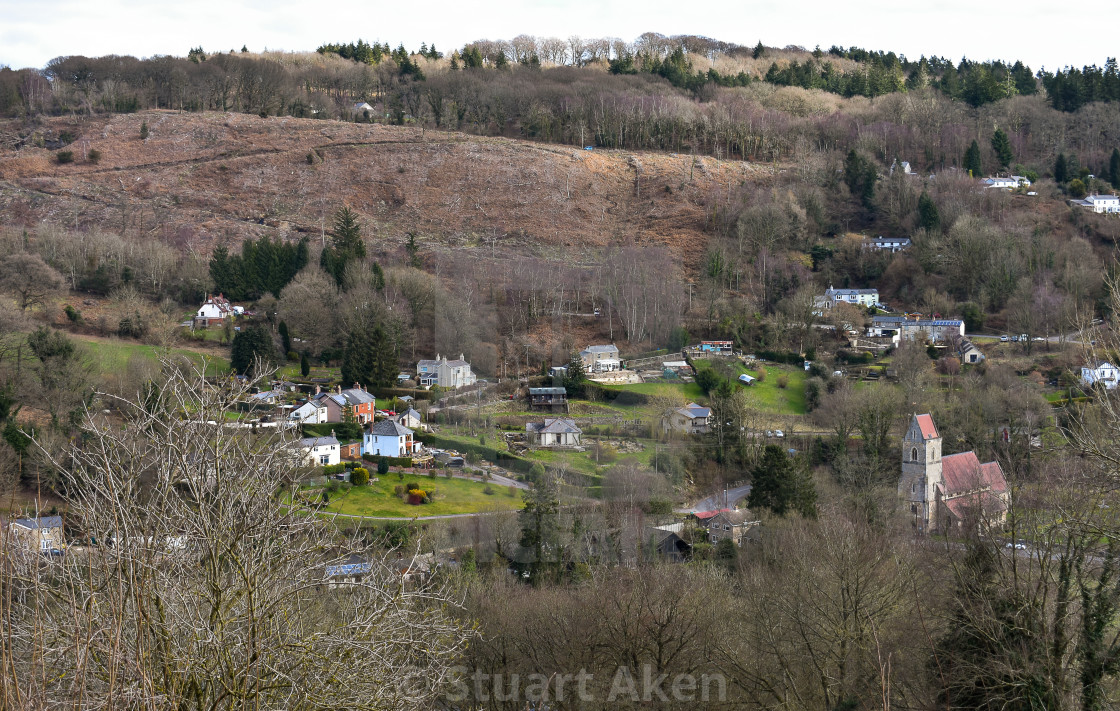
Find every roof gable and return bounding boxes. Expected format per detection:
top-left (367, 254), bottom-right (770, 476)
top-left (941, 452), bottom-right (1007, 496)
top-left (914, 414), bottom-right (939, 440)
top-left (368, 419), bottom-right (413, 437)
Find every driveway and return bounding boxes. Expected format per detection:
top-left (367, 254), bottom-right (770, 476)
top-left (678, 483), bottom-right (752, 513)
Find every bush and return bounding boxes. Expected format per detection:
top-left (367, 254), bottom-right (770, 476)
top-left (483, 485), bottom-right (495, 495)
top-left (351, 467), bottom-right (370, 486)
top-left (87, 149), bottom-right (101, 164)
top-left (393, 484), bottom-right (406, 497)
top-left (321, 463), bottom-right (347, 475)
top-left (56, 150), bottom-right (74, 164)
top-left (777, 375), bottom-right (789, 389)
top-left (63, 305), bottom-right (82, 323)
top-left (139, 121), bottom-right (149, 139)
top-left (286, 350), bottom-right (298, 362)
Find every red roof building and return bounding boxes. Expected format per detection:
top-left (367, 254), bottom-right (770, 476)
top-left (899, 413), bottom-right (1009, 533)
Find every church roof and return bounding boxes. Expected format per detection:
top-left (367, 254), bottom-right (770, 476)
top-left (941, 452), bottom-right (1007, 496)
top-left (915, 414), bottom-right (939, 440)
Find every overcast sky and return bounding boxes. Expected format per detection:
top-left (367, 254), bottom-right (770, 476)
top-left (0, 0), bottom-right (1108, 72)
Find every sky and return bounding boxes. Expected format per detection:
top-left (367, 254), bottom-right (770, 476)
top-left (0, 0), bottom-right (1109, 72)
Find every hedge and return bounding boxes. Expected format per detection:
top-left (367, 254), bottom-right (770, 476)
top-left (755, 350), bottom-right (805, 365)
top-left (361, 453), bottom-right (413, 467)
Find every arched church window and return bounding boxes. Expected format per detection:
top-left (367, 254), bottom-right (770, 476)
top-left (911, 447), bottom-right (918, 462)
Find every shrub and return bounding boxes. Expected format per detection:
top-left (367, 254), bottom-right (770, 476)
top-left (87, 149), bottom-right (101, 164)
top-left (351, 467), bottom-right (370, 486)
top-left (777, 375), bottom-right (789, 389)
top-left (56, 150), bottom-right (74, 164)
top-left (64, 305), bottom-right (82, 323)
top-left (405, 481), bottom-right (420, 493)
top-left (483, 485), bottom-right (495, 495)
top-left (306, 151), bottom-right (315, 164)
top-left (139, 120), bottom-right (149, 139)
top-left (507, 485), bottom-right (517, 497)
top-left (393, 484), bottom-right (406, 497)
top-left (286, 350), bottom-right (298, 362)
top-left (322, 463), bottom-right (347, 475)
top-left (407, 489), bottom-right (427, 505)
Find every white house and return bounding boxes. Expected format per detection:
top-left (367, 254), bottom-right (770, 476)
top-left (289, 400), bottom-right (328, 424)
top-left (1070, 194), bottom-right (1120, 214)
top-left (525, 418), bottom-right (582, 447)
top-left (662, 403), bottom-right (712, 434)
top-left (416, 354), bottom-right (477, 389)
top-left (1081, 362), bottom-right (1120, 389)
top-left (816, 286), bottom-right (879, 315)
top-left (363, 420), bottom-right (420, 458)
top-left (981, 176), bottom-right (1031, 190)
top-left (352, 101), bottom-right (374, 114)
top-left (298, 436), bottom-right (340, 467)
top-left (579, 344), bottom-right (621, 372)
top-left (193, 294), bottom-right (233, 327)
top-left (865, 236), bottom-right (912, 253)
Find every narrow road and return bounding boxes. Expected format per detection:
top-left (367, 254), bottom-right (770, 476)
top-left (677, 483), bottom-right (752, 514)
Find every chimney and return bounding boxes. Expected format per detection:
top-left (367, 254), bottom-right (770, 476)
top-left (335, 385), bottom-right (342, 394)
top-left (353, 382), bottom-right (360, 390)
top-left (459, 353), bottom-right (464, 361)
top-left (314, 385), bottom-right (320, 395)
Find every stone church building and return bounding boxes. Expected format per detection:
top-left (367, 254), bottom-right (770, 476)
top-left (899, 414), bottom-right (1009, 533)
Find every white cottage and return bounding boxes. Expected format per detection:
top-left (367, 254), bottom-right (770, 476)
top-left (525, 418), bottom-right (582, 447)
top-left (363, 420), bottom-right (419, 458)
top-left (298, 436), bottom-right (340, 467)
top-left (1082, 362), bottom-right (1120, 389)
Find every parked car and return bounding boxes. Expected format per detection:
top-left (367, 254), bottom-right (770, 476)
top-left (1010, 335), bottom-right (1020, 342)
top-left (1005, 541), bottom-right (1027, 551)
top-left (1033, 337), bottom-right (1045, 342)
top-left (774, 430), bottom-right (784, 438)
top-left (1000, 335), bottom-right (1009, 342)
top-left (765, 430), bottom-right (773, 437)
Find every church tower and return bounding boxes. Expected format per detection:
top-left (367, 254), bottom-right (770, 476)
top-left (899, 413), bottom-right (942, 532)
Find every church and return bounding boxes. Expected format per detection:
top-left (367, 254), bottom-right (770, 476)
top-left (899, 414), bottom-right (1009, 533)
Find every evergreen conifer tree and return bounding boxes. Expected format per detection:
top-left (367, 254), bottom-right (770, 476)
top-left (991, 128), bottom-right (1013, 168)
top-left (964, 140), bottom-right (983, 177)
top-left (1055, 153), bottom-right (1069, 183)
top-left (1110, 148), bottom-right (1120, 189)
top-left (918, 191), bottom-right (941, 232)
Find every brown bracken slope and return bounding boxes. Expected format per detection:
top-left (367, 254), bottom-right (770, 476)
top-left (0, 111), bottom-right (769, 265)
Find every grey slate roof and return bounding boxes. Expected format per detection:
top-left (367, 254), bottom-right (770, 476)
top-left (341, 388), bottom-right (376, 405)
top-left (530, 387), bottom-right (567, 395)
top-left (298, 436), bottom-right (338, 449)
top-left (526, 418), bottom-right (582, 434)
top-left (581, 344), bottom-right (618, 354)
top-left (12, 516), bottom-right (62, 530)
top-left (368, 420), bottom-right (414, 437)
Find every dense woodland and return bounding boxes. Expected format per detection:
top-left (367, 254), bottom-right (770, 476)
top-left (5, 32), bottom-right (1120, 711)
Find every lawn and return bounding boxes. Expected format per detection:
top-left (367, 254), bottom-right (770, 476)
top-left (600, 381), bottom-right (706, 401)
top-left (693, 359), bottom-right (808, 415)
top-left (78, 338), bottom-right (230, 377)
top-left (305, 475), bottom-right (523, 518)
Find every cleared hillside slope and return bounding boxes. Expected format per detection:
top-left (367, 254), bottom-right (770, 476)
top-left (0, 111), bottom-right (770, 264)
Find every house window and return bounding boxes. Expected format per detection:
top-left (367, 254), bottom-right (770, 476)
top-left (911, 447), bottom-right (918, 462)
top-left (319, 454), bottom-right (329, 465)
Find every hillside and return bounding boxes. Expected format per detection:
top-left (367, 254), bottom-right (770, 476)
top-left (0, 112), bottom-right (768, 265)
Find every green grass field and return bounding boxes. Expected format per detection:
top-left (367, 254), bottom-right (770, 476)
top-left (307, 475), bottom-right (523, 517)
top-left (79, 339), bottom-right (230, 377)
top-left (693, 359), bottom-right (808, 415)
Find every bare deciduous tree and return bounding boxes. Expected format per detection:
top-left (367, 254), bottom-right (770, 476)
top-left (1, 363), bottom-right (470, 710)
top-left (0, 253), bottom-right (64, 312)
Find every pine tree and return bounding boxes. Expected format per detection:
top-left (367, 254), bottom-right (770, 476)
top-left (964, 140), bottom-right (983, 177)
top-left (1055, 153), bottom-right (1069, 183)
top-left (332, 206), bottom-right (364, 258)
top-left (747, 445), bottom-right (816, 517)
top-left (752, 41), bottom-right (765, 59)
top-left (518, 472), bottom-right (560, 585)
top-left (230, 325), bottom-right (277, 376)
top-left (991, 128), bottom-right (1013, 169)
top-left (371, 262), bottom-right (385, 291)
top-left (300, 352), bottom-right (310, 377)
top-left (278, 321), bottom-right (290, 355)
top-left (563, 352), bottom-right (586, 393)
top-left (494, 50), bottom-right (509, 70)
top-left (1110, 148), bottom-right (1120, 189)
top-left (918, 191), bottom-right (941, 232)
